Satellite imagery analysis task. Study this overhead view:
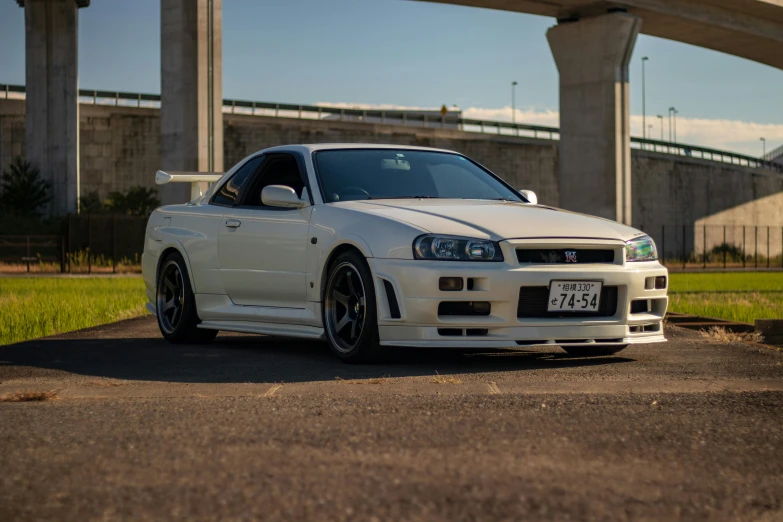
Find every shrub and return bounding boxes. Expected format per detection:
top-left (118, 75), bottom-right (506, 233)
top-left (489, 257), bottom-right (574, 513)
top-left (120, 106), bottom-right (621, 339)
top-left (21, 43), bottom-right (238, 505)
top-left (104, 186), bottom-right (160, 216)
top-left (79, 190), bottom-right (104, 213)
top-left (710, 242), bottom-right (744, 262)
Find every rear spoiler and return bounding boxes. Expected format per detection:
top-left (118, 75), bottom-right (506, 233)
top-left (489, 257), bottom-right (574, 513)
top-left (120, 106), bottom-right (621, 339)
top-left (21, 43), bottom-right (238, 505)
top-left (155, 170), bottom-right (223, 200)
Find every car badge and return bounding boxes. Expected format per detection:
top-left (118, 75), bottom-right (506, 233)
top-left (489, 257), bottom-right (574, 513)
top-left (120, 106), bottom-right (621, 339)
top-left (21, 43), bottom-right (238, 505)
top-left (540, 251), bottom-right (559, 263)
top-left (564, 251), bottom-right (578, 263)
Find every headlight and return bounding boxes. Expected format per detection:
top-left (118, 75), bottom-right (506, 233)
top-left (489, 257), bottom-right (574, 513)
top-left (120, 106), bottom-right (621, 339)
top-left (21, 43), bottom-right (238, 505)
top-left (625, 235), bottom-right (658, 262)
top-left (413, 235), bottom-right (504, 261)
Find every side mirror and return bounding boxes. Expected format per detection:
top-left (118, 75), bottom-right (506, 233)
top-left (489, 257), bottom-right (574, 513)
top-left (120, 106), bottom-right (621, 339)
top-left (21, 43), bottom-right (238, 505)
top-left (261, 185), bottom-right (308, 208)
top-left (519, 189), bottom-right (537, 205)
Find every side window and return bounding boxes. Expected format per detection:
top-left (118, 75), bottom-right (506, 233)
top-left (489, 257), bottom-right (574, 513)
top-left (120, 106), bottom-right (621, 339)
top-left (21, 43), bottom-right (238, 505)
top-left (210, 155), bottom-right (264, 206)
top-left (242, 154), bottom-right (306, 207)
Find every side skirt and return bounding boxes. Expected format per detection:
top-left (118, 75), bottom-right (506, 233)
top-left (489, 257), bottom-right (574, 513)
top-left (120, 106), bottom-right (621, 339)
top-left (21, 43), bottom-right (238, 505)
top-left (198, 320), bottom-right (326, 341)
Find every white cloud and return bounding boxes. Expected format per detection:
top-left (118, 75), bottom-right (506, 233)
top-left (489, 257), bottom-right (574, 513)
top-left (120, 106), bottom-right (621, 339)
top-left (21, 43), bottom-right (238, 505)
top-left (316, 101), bottom-right (783, 158)
top-left (633, 115), bottom-right (783, 158)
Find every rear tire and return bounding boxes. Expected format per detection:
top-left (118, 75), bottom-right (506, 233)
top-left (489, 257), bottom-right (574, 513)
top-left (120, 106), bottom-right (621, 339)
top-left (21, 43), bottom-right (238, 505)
top-left (156, 252), bottom-right (218, 345)
top-left (323, 250), bottom-right (383, 363)
top-left (561, 345), bottom-right (627, 357)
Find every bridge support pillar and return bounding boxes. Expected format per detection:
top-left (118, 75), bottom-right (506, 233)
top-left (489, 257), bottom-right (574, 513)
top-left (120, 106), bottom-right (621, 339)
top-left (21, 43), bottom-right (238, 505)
top-left (160, 0), bottom-right (223, 205)
top-left (18, 0), bottom-right (89, 216)
top-left (547, 13), bottom-right (640, 225)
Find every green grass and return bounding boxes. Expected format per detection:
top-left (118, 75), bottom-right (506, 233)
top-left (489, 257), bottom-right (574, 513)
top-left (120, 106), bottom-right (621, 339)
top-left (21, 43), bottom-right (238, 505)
top-left (669, 272), bottom-right (783, 293)
top-left (0, 272), bottom-right (780, 345)
top-left (668, 272), bottom-right (783, 324)
top-left (0, 277), bottom-right (148, 346)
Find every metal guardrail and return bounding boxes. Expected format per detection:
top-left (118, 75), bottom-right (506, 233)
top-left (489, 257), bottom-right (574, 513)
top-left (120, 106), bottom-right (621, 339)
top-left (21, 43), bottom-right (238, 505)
top-left (3, 83), bottom-right (781, 173)
top-left (763, 143), bottom-right (783, 162)
top-left (632, 138), bottom-right (780, 171)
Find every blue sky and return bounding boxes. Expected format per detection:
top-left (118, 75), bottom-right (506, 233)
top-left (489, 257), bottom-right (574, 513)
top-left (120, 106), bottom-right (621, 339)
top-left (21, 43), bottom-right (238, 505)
top-left (1, 0), bottom-right (781, 154)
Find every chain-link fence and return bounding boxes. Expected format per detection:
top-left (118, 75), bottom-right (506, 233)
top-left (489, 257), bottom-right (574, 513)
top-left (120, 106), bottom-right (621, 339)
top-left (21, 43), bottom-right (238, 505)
top-left (0, 215), bottom-right (147, 273)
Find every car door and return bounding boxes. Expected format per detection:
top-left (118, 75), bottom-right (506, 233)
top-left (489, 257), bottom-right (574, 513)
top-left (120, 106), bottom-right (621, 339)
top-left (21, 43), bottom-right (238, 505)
top-left (218, 152), bottom-right (312, 308)
top-left (196, 154), bottom-right (265, 294)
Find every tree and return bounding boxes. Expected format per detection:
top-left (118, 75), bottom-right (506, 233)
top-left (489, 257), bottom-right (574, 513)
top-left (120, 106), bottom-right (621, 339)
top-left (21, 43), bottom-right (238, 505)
top-left (0, 157), bottom-right (51, 216)
top-left (104, 186), bottom-right (160, 216)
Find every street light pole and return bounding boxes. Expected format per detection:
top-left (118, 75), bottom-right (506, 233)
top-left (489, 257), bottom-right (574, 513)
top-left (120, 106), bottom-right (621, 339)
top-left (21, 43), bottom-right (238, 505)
top-left (668, 107), bottom-right (674, 141)
top-left (657, 115), bottom-right (663, 141)
top-left (761, 137), bottom-right (766, 158)
top-left (673, 108), bottom-right (679, 143)
top-left (642, 57), bottom-right (648, 141)
top-left (511, 81), bottom-right (518, 124)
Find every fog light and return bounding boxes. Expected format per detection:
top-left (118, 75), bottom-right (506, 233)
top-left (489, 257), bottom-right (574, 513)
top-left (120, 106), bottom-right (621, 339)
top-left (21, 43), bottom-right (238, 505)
top-left (439, 277), bottom-right (463, 291)
top-left (655, 276), bottom-right (667, 289)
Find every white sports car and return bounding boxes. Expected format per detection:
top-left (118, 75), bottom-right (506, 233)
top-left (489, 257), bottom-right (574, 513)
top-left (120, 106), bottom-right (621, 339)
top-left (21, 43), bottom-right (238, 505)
top-left (142, 144), bottom-right (668, 362)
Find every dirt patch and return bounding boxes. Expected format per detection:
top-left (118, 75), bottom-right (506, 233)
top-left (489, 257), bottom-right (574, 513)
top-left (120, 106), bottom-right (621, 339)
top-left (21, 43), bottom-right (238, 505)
top-left (83, 379), bottom-right (125, 387)
top-left (700, 326), bottom-right (764, 344)
top-left (432, 372), bottom-right (462, 384)
top-left (0, 390), bottom-right (59, 402)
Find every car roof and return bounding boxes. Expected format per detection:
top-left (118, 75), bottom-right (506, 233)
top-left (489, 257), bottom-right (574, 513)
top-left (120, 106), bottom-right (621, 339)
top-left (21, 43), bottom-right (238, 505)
top-left (258, 143), bottom-right (460, 155)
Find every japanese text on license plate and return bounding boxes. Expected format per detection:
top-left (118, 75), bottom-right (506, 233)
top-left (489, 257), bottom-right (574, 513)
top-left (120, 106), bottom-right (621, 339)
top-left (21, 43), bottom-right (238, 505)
top-left (547, 281), bottom-right (602, 312)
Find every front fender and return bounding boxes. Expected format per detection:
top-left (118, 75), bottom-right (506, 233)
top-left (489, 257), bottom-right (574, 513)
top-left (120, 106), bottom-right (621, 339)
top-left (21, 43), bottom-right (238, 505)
top-left (307, 205), bottom-right (427, 302)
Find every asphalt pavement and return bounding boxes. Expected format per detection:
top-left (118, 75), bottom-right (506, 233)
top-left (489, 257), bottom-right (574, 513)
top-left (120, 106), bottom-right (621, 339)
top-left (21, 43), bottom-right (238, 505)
top-left (1, 316), bottom-right (782, 521)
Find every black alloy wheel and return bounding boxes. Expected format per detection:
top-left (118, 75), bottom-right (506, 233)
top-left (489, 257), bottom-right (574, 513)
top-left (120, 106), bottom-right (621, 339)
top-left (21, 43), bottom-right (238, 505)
top-left (155, 252), bottom-right (218, 344)
top-left (157, 260), bottom-right (185, 334)
top-left (323, 251), bottom-right (382, 362)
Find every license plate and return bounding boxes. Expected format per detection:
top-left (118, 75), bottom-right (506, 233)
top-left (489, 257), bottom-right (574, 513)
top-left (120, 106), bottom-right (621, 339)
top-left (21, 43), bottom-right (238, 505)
top-left (547, 281), bottom-right (602, 312)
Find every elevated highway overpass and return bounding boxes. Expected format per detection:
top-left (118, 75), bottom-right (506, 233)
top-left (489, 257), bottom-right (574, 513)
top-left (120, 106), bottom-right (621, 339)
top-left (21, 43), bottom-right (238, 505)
top-left (11, 0), bottom-right (783, 222)
top-left (419, 0), bottom-right (783, 70)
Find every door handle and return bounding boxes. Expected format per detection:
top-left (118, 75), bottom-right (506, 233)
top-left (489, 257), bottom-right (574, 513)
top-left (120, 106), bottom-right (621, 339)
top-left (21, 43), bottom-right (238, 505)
top-left (225, 219), bottom-right (241, 229)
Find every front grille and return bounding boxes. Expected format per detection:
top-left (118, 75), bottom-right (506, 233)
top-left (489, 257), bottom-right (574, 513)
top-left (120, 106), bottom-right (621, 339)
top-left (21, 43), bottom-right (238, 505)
top-left (516, 249), bottom-right (614, 264)
top-left (517, 286), bottom-right (618, 318)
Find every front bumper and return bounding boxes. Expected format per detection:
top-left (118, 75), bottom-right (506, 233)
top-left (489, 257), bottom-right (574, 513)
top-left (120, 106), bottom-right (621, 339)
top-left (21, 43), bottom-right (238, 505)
top-left (368, 239), bottom-right (668, 348)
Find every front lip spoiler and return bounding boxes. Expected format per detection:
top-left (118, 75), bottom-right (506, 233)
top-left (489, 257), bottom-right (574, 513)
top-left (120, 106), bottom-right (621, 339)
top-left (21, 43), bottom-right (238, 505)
top-left (380, 335), bottom-right (667, 348)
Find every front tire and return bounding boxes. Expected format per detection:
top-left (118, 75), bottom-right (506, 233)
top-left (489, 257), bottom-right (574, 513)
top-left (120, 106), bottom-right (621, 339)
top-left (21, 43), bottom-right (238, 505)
top-left (323, 251), bottom-right (382, 363)
top-left (156, 252), bottom-right (218, 344)
top-left (561, 345), bottom-right (627, 357)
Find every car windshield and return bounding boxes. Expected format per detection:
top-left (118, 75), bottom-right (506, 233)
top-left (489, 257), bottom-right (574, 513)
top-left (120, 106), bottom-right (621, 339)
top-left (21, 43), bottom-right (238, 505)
top-left (313, 149), bottom-right (525, 203)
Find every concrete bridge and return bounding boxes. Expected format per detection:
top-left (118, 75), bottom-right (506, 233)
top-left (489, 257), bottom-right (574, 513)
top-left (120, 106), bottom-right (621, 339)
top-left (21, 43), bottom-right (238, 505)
top-left (10, 0), bottom-right (783, 223)
top-left (419, 0), bottom-right (783, 70)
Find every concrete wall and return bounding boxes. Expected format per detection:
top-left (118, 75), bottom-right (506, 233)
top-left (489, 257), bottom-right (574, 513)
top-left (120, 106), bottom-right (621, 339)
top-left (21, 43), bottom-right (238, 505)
top-left (634, 152), bottom-right (783, 257)
top-left (1, 100), bottom-right (161, 199)
top-left (2, 98), bottom-right (782, 256)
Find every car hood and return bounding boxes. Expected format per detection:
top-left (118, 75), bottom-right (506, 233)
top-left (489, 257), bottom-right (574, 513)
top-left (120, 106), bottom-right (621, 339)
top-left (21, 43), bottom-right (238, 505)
top-left (334, 199), bottom-right (643, 242)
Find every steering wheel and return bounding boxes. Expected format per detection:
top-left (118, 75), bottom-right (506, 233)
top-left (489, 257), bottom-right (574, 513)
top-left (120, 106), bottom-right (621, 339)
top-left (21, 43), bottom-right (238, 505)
top-left (335, 186), bottom-right (371, 200)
